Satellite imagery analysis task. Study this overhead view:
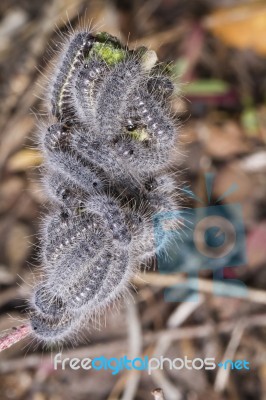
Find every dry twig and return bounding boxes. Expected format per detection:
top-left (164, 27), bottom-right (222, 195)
top-left (0, 324), bottom-right (31, 352)
top-left (134, 273), bottom-right (266, 304)
top-left (151, 388), bottom-right (166, 400)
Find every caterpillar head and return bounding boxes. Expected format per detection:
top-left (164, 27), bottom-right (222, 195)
top-left (30, 284), bottom-right (76, 343)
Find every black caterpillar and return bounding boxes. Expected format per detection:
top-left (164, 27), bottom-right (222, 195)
top-left (30, 30), bottom-right (180, 345)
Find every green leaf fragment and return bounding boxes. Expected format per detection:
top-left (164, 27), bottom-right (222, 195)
top-left (95, 32), bottom-right (124, 48)
top-left (183, 79), bottom-right (230, 96)
top-left (129, 129), bottom-right (149, 141)
top-left (89, 42), bottom-right (127, 65)
top-left (241, 107), bottom-right (259, 137)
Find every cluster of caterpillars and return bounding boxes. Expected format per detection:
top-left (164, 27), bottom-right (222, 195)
top-left (30, 30), bottom-right (180, 344)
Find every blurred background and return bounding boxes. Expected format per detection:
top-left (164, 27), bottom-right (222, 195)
top-left (0, 0), bottom-right (266, 399)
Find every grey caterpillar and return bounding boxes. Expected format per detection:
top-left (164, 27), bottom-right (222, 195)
top-left (30, 28), bottom-right (180, 346)
top-left (73, 59), bottom-right (109, 126)
top-left (50, 31), bottom-right (95, 121)
top-left (41, 123), bottom-right (106, 194)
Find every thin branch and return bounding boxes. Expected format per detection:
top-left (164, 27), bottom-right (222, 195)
top-left (0, 324), bottom-right (31, 352)
top-left (121, 298), bottom-right (142, 400)
top-left (214, 321), bottom-right (245, 392)
top-left (134, 273), bottom-right (266, 304)
top-left (151, 388), bottom-right (166, 400)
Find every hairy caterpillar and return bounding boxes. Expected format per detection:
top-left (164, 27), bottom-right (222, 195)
top-left (31, 28), bottom-right (180, 346)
